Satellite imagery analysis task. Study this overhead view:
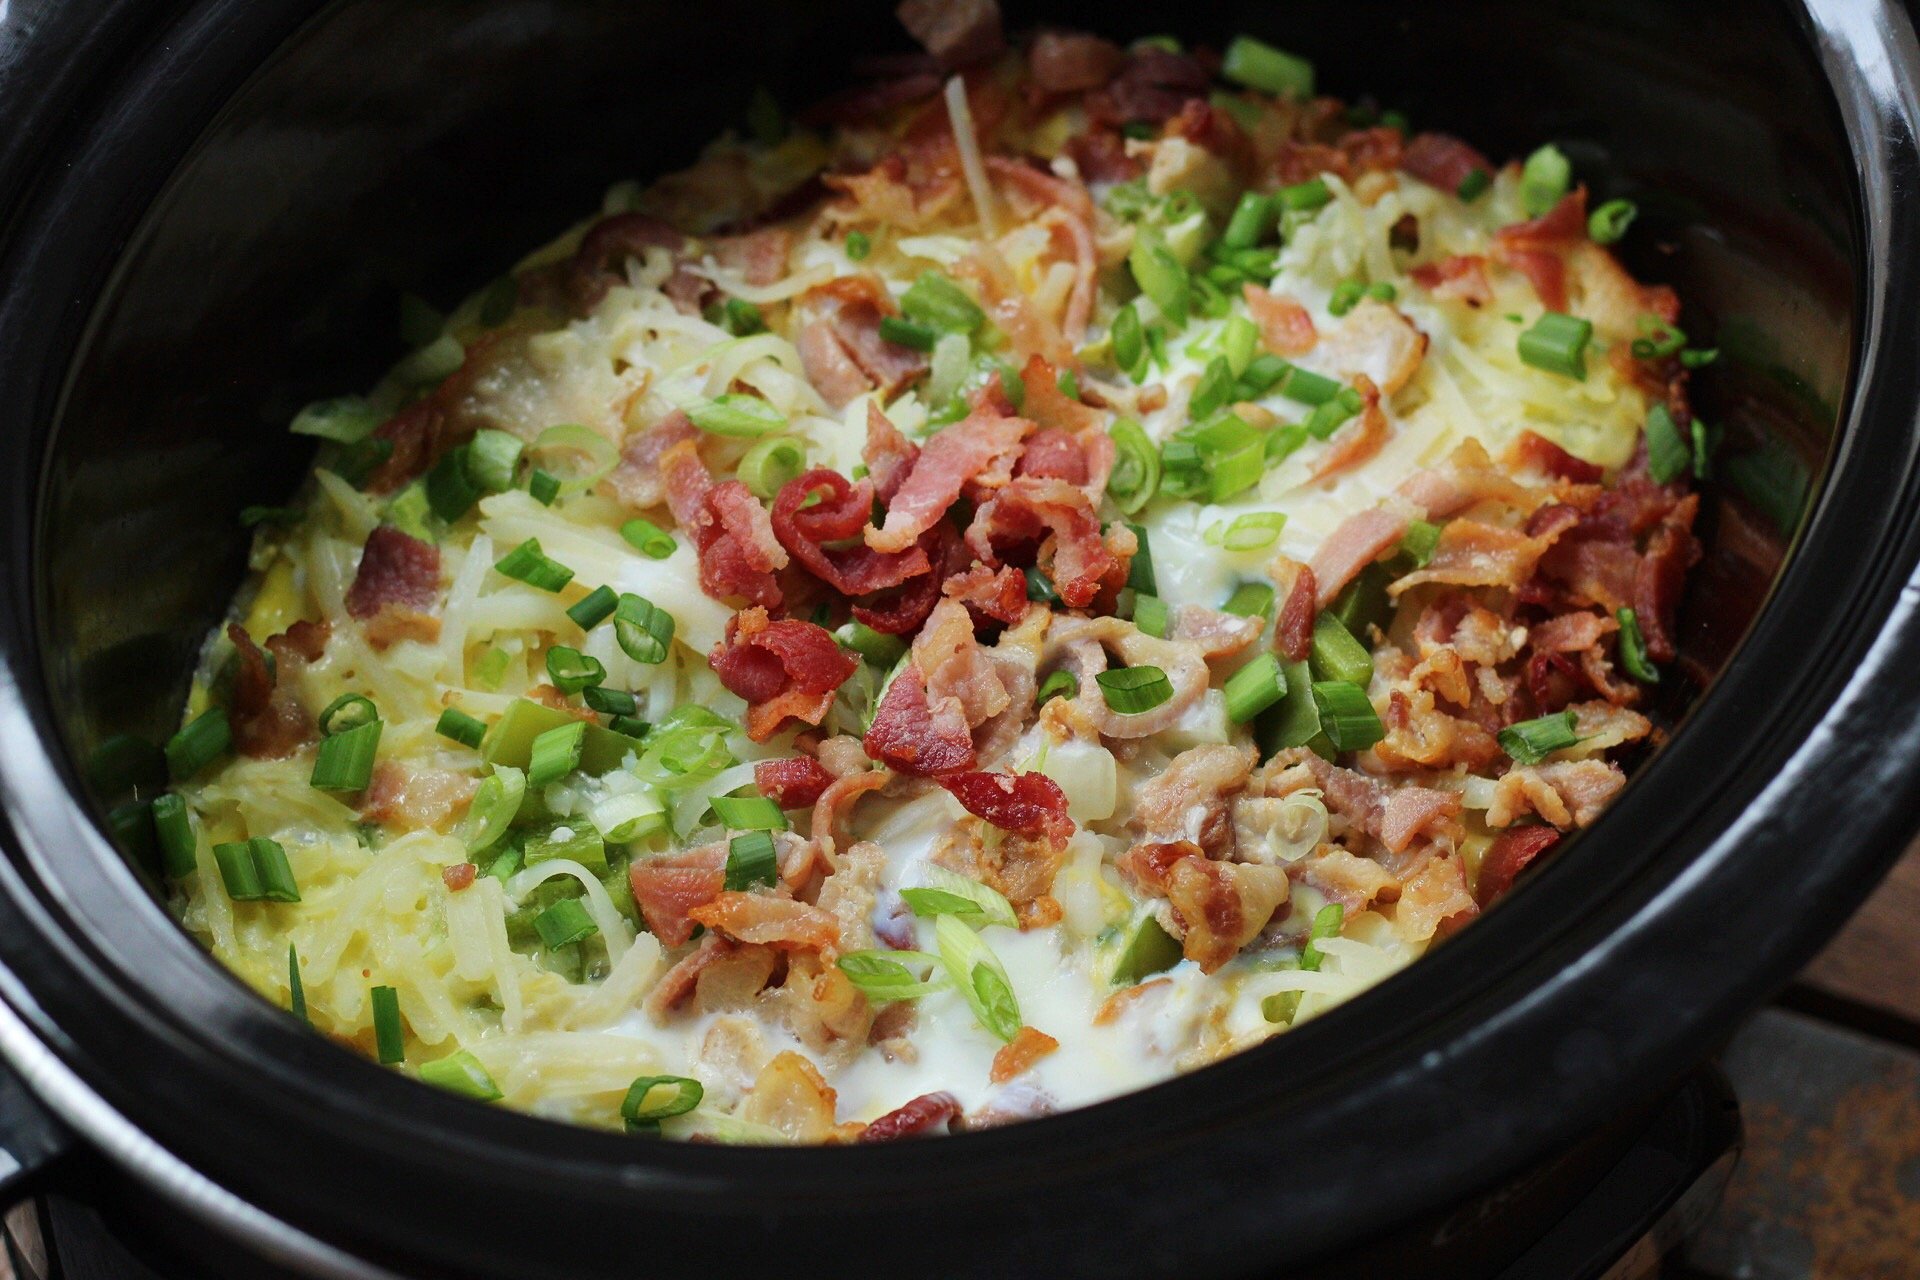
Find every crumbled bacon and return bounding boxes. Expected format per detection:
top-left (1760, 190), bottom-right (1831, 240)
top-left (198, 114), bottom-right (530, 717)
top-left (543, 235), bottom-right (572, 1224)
top-left (938, 771), bottom-right (1073, 844)
top-left (1308, 507), bottom-right (1408, 607)
top-left (224, 624), bottom-right (314, 760)
top-left (798, 276), bottom-right (929, 409)
top-left (1244, 284), bottom-right (1317, 356)
top-left (1165, 855), bottom-right (1288, 973)
top-left (859, 1091), bottom-right (962, 1142)
top-left (867, 404), bottom-right (1031, 554)
top-left (346, 527), bottom-right (440, 621)
top-left (1276, 566), bottom-right (1318, 661)
top-left (897, 0), bottom-right (1004, 66)
top-left (863, 664), bottom-right (976, 775)
top-left (1063, 128), bottom-right (1141, 183)
top-left (965, 476), bottom-right (1119, 608)
top-left (1635, 518), bottom-right (1697, 663)
top-left (565, 211), bottom-right (687, 314)
top-left (943, 563), bottom-right (1029, 626)
top-left (709, 607), bottom-right (857, 741)
top-left (661, 441), bottom-right (786, 609)
top-left (1476, 825), bottom-right (1562, 905)
top-left (1015, 427), bottom-right (1090, 484)
top-left (1410, 254), bottom-right (1493, 306)
top-left (1491, 189), bottom-right (1588, 312)
top-left (990, 1026), bottom-right (1060, 1083)
top-left (1089, 46), bottom-right (1213, 126)
top-left (630, 847), bottom-right (727, 947)
top-left (442, 863), bottom-right (477, 892)
top-left (864, 404), bottom-right (921, 503)
top-left (1309, 376), bottom-right (1390, 483)
top-left (812, 769), bottom-right (893, 853)
top-left (756, 756), bottom-right (838, 810)
top-left (772, 468), bottom-right (929, 596)
top-left (609, 411), bottom-right (700, 512)
top-left (711, 226), bottom-right (793, 287)
top-left (689, 892), bottom-right (842, 953)
top-left (359, 761), bottom-right (478, 831)
top-left (1398, 132), bottom-right (1493, 194)
top-left (852, 523), bottom-right (959, 636)
top-left (1511, 430), bottom-right (1603, 484)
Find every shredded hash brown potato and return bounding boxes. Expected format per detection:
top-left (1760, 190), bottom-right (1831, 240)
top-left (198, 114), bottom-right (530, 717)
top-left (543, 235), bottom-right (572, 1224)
top-left (156, 2), bottom-right (1704, 1141)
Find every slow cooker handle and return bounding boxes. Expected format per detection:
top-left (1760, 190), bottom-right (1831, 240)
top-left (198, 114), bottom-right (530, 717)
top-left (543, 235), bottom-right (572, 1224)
top-left (0, 1056), bottom-right (68, 1211)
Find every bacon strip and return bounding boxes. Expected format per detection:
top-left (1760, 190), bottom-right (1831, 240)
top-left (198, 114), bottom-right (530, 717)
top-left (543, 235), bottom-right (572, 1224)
top-left (1307, 507), bottom-right (1408, 607)
top-left (225, 624), bottom-right (315, 760)
top-left (709, 607), bottom-right (857, 741)
top-left (1476, 825), bottom-right (1562, 905)
top-left (1511, 430), bottom-right (1604, 484)
top-left (863, 663), bottom-right (976, 775)
top-left (859, 1091), bottom-right (962, 1142)
top-left (661, 441), bottom-right (786, 609)
top-left (1399, 132), bottom-right (1494, 195)
top-left (864, 403), bottom-right (921, 502)
top-left (346, 527), bottom-right (440, 619)
top-left (867, 405), bottom-right (1031, 553)
top-left (943, 563), bottom-right (1029, 626)
top-left (1492, 190), bottom-right (1588, 313)
top-left (938, 771), bottom-right (1074, 844)
top-left (965, 476), bottom-right (1118, 608)
top-left (688, 892), bottom-right (840, 953)
top-left (609, 412), bottom-right (700, 511)
top-left (1276, 567), bottom-right (1318, 663)
top-left (1410, 254), bottom-right (1493, 306)
top-left (986, 158), bottom-right (1097, 341)
top-left (755, 757), bottom-right (837, 810)
top-left (629, 847), bottom-right (727, 947)
top-left (1244, 284), bottom-right (1317, 356)
top-left (772, 468), bottom-right (929, 596)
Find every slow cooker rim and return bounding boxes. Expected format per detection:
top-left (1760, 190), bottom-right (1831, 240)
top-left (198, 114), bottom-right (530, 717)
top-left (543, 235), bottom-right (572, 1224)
top-left (1, 0), bottom-right (1917, 1273)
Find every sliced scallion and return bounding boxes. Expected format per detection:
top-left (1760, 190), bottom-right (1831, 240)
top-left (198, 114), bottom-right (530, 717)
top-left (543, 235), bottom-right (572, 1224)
top-left (1276, 178), bottom-right (1331, 213)
top-left (212, 840), bottom-right (264, 901)
top-left (1400, 519), bottom-right (1442, 568)
top-left (877, 315), bottom-right (939, 352)
top-left (1225, 653), bottom-right (1287, 725)
top-left (1456, 168), bottom-right (1492, 202)
top-left (613, 593), bottom-right (674, 665)
top-left (1111, 304), bottom-right (1146, 379)
top-left (836, 950), bottom-right (947, 1001)
top-left (533, 898), bottom-right (599, 948)
top-left (902, 271), bottom-right (985, 334)
top-left (622, 1075), bottom-right (703, 1122)
top-left (165, 708), bottom-right (232, 781)
top-left (845, 230), bottom-right (871, 261)
top-left (1616, 607), bottom-right (1661, 683)
top-left (724, 830), bottom-right (779, 890)
top-left (1498, 709), bottom-right (1582, 765)
top-left (317, 693), bottom-right (378, 737)
top-left (528, 469), bottom-right (561, 506)
top-left (526, 722), bottom-right (586, 787)
top-left (544, 645), bottom-right (606, 695)
top-left (1129, 228), bottom-right (1190, 326)
top-left (371, 985), bottom-right (405, 1064)
top-left (1517, 312), bottom-right (1592, 380)
top-left (582, 685), bottom-right (638, 717)
top-left (425, 443), bottom-right (482, 522)
top-left (620, 518), bottom-right (676, 559)
top-left (1125, 522), bottom-right (1156, 595)
top-left (1310, 681), bottom-right (1385, 753)
top-left (418, 1050), bottom-right (502, 1101)
top-left (1132, 593), bottom-right (1171, 639)
top-left (1222, 581), bottom-right (1276, 618)
top-left (288, 944), bottom-right (308, 1024)
top-left (460, 766), bottom-right (525, 853)
top-left (934, 914), bottom-right (1022, 1043)
top-left (566, 584), bottom-right (618, 630)
top-left (1309, 613), bottom-right (1374, 685)
top-left (738, 434), bottom-right (807, 500)
top-left (290, 396), bottom-right (380, 443)
top-left (1036, 670), bottom-right (1079, 707)
top-left (310, 720), bottom-right (382, 792)
top-left (1221, 35), bottom-right (1314, 97)
top-left (1588, 198), bottom-right (1638, 245)
top-left (1644, 404), bottom-right (1691, 484)
top-left (1188, 356), bottom-right (1235, 420)
top-left (152, 793), bottom-right (197, 879)
top-left (1520, 144), bottom-right (1571, 218)
top-left (686, 394), bottom-right (786, 438)
top-left (435, 708), bottom-right (487, 749)
top-left (1222, 191), bottom-right (1276, 249)
top-left (1208, 511), bottom-right (1287, 552)
top-left (836, 620), bottom-right (908, 668)
top-left (710, 794), bottom-right (789, 832)
top-left (494, 538), bottom-right (575, 592)
top-left (1096, 666), bottom-right (1175, 715)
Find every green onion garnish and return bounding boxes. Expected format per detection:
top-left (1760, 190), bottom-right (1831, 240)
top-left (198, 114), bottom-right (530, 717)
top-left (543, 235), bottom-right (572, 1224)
top-left (1517, 312), bottom-right (1592, 380)
top-left (1111, 304), bottom-right (1146, 378)
top-left (1222, 191), bottom-right (1276, 249)
top-left (1132, 594), bottom-right (1171, 638)
top-left (902, 271), bottom-right (985, 334)
top-left (525, 823), bottom-right (607, 874)
top-left (1025, 567), bottom-right (1061, 605)
top-left (384, 483), bottom-right (434, 543)
top-left (582, 685), bottom-right (638, 716)
top-left (1616, 607), bottom-right (1660, 684)
top-left (566, 585), bottom-right (618, 630)
top-left (466, 429), bottom-right (525, 494)
top-left (331, 436), bottom-right (395, 489)
top-left (877, 315), bottom-right (939, 352)
top-left (396, 334), bottom-right (465, 388)
top-left (495, 538), bottom-right (575, 592)
top-left (620, 518), bottom-right (677, 559)
top-left (310, 719), bottom-right (382, 792)
top-left (1276, 178), bottom-right (1331, 213)
top-left (1220, 35), bottom-right (1314, 98)
top-left (1209, 511), bottom-right (1287, 551)
top-left (317, 692), bottom-right (378, 737)
top-left (1520, 144), bottom-right (1571, 218)
top-left (1304, 386), bottom-right (1365, 439)
top-left (904, 866), bottom-right (1019, 929)
top-left (1222, 313), bottom-right (1260, 378)
top-left (1036, 670), bottom-right (1079, 707)
top-left (1631, 314), bottom-right (1687, 360)
top-left (152, 793), bottom-right (197, 879)
top-left (290, 396), bottom-right (380, 443)
top-left (1096, 666), bottom-right (1175, 715)
top-left (1225, 653), bottom-right (1288, 724)
top-left (686, 394), bottom-right (786, 439)
top-left (1125, 522), bottom-right (1156, 595)
top-left (418, 1050), bottom-right (502, 1101)
top-left (460, 766), bottom-right (526, 853)
top-left (288, 944), bottom-right (308, 1024)
top-left (724, 830), bottom-right (779, 890)
top-left (1456, 168), bottom-right (1492, 202)
top-left (610, 714), bottom-right (651, 739)
top-left (240, 505), bottom-right (302, 528)
top-left (425, 443), bottom-right (482, 522)
top-left (1257, 658), bottom-right (1323, 755)
top-left (1645, 404), bottom-right (1691, 484)
top-left (1237, 353), bottom-right (1290, 397)
top-left (1588, 198), bottom-right (1638, 245)
top-left (1328, 280), bottom-right (1365, 318)
top-left (436, 708), bottom-right (488, 749)
top-left (836, 950), bottom-right (947, 1001)
top-left (1129, 228), bottom-right (1191, 327)
top-left (622, 1075), bottom-right (704, 1123)
top-left (1301, 902), bottom-right (1344, 971)
top-left (212, 840), bottom-right (263, 901)
top-left (371, 985), bottom-right (405, 1063)
top-left (1188, 356), bottom-right (1236, 420)
top-left (1276, 363), bottom-right (1340, 405)
top-left (1265, 424), bottom-right (1309, 465)
top-left (836, 620), bottom-right (908, 668)
top-left (1400, 519), bottom-right (1442, 568)
top-left (544, 646), bottom-right (606, 695)
top-left (1367, 282), bottom-right (1397, 302)
top-left (738, 434), bottom-right (807, 500)
top-left (1498, 709), bottom-right (1582, 765)
top-left (710, 794), bottom-right (789, 832)
top-left (1679, 347), bottom-right (1719, 369)
top-left (1309, 613), bottom-right (1374, 685)
top-left (1310, 681), bottom-right (1385, 753)
top-left (845, 230), bottom-right (872, 261)
top-left (1691, 416), bottom-right (1722, 481)
top-left (613, 593), bottom-right (674, 665)
top-left (1222, 582), bottom-right (1276, 618)
top-left (165, 708), bottom-right (232, 780)
top-left (934, 914), bottom-right (1022, 1043)
top-left (526, 721), bottom-right (586, 787)
top-left (533, 898), bottom-right (599, 948)
top-left (528, 469), bottom-right (561, 506)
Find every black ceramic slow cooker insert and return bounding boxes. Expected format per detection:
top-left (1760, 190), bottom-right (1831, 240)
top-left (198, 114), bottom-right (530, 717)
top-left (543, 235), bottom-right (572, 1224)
top-left (2, 2), bottom-right (1918, 1276)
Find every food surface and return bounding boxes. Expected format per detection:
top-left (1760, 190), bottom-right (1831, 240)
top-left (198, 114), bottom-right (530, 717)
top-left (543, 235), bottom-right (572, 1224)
top-left (151, 3), bottom-right (1710, 1141)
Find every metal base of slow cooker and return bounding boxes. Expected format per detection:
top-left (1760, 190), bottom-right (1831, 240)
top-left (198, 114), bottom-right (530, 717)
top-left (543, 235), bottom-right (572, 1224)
top-left (5, 1071), bottom-right (1738, 1280)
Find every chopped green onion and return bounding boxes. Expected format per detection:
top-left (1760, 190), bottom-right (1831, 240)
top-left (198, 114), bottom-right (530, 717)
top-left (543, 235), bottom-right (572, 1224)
top-left (466, 429), bottom-right (524, 493)
top-left (1222, 581), bottom-right (1276, 618)
top-left (1301, 902), bottom-right (1344, 971)
top-left (165, 708), bottom-right (232, 780)
top-left (371, 985), bottom-right (405, 1063)
top-left (1691, 416), bottom-right (1722, 481)
top-left (837, 950), bottom-right (947, 1001)
top-left (1518, 312), bottom-right (1592, 380)
top-left (567, 585), bottom-right (618, 631)
top-left (290, 396), bottom-right (380, 443)
top-left (384, 483), bottom-right (435, 542)
top-left (1329, 564), bottom-right (1391, 639)
top-left (1456, 168), bottom-right (1492, 201)
top-left (1225, 653), bottom-right (1287, 724)
top-left (212, 840), bottom-right (264, 900)
top-left (582, 685), bottom-right (638, 717)
top-left (310, 719), bottom-right (382, 792)
top-left (610, 714), bottom-right (651, 739)
top-left (288, 944), bottom-right (308, 1023)
top-left (738, 434), bottom-right (808, 500)
top-left (1265, 424), bottom-right (1309, 465)
top-left (836, 620), bottom-right (908, 668)
top-left (527, 722), bottom-right (586, 787)
top-left (1237, 353), bottom-right (1290, 397)
top-left (1400, 519), bottom-right (1442, 568)
top-left (686, 394), bottom-right (786, 438)
top-left (251, 838), bottom-right (300, 903)
top-left (1328, 280), bottom-right (1365, 318)
top-left (533, 898), bottom-right (599, 948)
top-left (1630, 314), bottom-right (1687, 360)
top-left (418, 1050), bottom-right (502, 1101)
top-left (460, 766), bottom-right (525, 853)
top-left (878, 315), bottom-right (939, 352)
top-left (1187, 356), bottom-right (1236, 421)
top-left (1366, 281), bottom-right (1397, 302)
top-left (1309, 613), bottom-right (1374, 685)
top-left (1105, 422), bottom-right (1159, 518)
top-left (620, 518), bottom-right (677, 559)
top-left (544, 645), bottom-right (606, 695)
top-left (1025, 567), bottom-right (1061, 605)
top-left (528, 469), bottom-right (561, 506)
top-left (1520, 144), bottom-right (1571, 218)
top-left (331, 436), bottom-right (395, 489)
top-left (1221, 35), bottom-right (1314, 98)
top-left (1257, 658), bottom-right (1325, 756)
top-left (472, 646), bottom-right (511, 691)
top-left (317, 693), bottom-right (378, 736)
top-left (1208, 511), bottom-right (1287, 551)
top-left (724, 830), bottom-right (779, 890)
top-left (935, 914), bottom-right (1022, 1043)
top-left (1310, 681), bottom-right (1385, 753)
top-left (614, 593), bottom-right (675, 665)
top-left (707, 297), bottom-right (767, 337)
top-left (1123, 521), bottom-right (1156, 595)
top-left (1222, 313), bottom-right (1260, 378)
top-left (1276, 178), bottom-right (1332, 213)
top-left (486, 699), bottom-right (636, 777)
top-left (1679, 347), bottom-right (1719, 369)
top-left (239, 504), bottom-right (302, 528)
top-left (1132, 593), bottom-right (1171, 638)
top-left (1304, 386), bottom-right (1364, 440)
top-left (622, 1075), bottom-right (703, 1122)
top-left (1111, 304), bottom-right (1146, 378)
top-left (152, 793), bottom-right (197, 879)
top-left (902, 271), bottom-right (985, 333)
top-left (436, 708), bottom-right (487, 749)
top-left (1222, 191), bottom-right (1276, 249)
top-left (525, 823), bottom-right (607, 875)
top-left (1036, 670), bottom-right (1079, 707)
top-left (1096, 666), bottom-right (1175, 714)
top-left (1616, 607), bottom-right (1660, 683)
top-left (902, 865), bottom-right (1019, 929)
top-left (494, 538), bottom-right (575, 592)
top-left (710, 794), bottom-right (789, 832)
top-left (1207, 439), bottom-right (1265, 503)
top-left (1644, 404), bottom-right (1691, 484)
top-left (845, 230), bottom-right (871, 261)
top-left (1276, 363), bottom-right (1340, 405)
top-left (395, 334), bottom-right (465, 388)
top-left (1498, 709), bottom-right (1582, 765)
top-left (1129, 228), bottom-right (1191, 326)
top-left (1588, 198), bottom-right (1638, 245)
top-left (998, 364), bottom-right (1027, 410)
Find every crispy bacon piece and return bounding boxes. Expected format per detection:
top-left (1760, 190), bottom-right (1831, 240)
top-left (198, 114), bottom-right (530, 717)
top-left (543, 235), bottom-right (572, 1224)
top-left (1635, 519), bottom-right (1696, 663)
top-left (711, 226), bottom-right (793, 287)
top-left (1512, 430), bottom-right (1603, 483)
top-left (965, 476), bottom-right (1118, 608)
top-left (812, 769), bottom-right (892, 852)
top-left (1015, 427), bottom-right (1090, 484)
top-left (939, 771), bottom-right (1073, 844)
top-left (756, 756), bottom-right (838, 810)
top-left (943, 563), bottom-right (1029, 626)
top-left (864, 403), bottom-right (921, 503)
top-left (1244, 284), bottom-right (1317, 356)
top-left (1090, 45), bottom-right (1212, 126)
top-left (798, 276), bottom-right (929, 409)
top-left (1165, 856), bottom-right (1288, 974)
top-left (1310, 377), bottom-right (1390, 483)
top-left (661, 442), bottom-right (786, 609)
top-left (1399, 132), bottom-right (1493, 195)
top-left (689, 892), bottom-right (841, 953)
top-left (852, 524), bottom-right (958, 636)
top-left (772, 468), bottom-right (930, 596)
top-left (359, 761), bottom-right (478, 832)
top-left (1391, 518), bottom-right (1569, 597)
top-left (990, 1027), bottom-right (1060, 1083)
top-left (1491, 190), bottom-right (1588, 312)
top-left (565, 211), bottom-right (687, 314)
top-left (609, 412), bottom-right (700, 511)
top-left (1064, 128), bottom-right (1141, 183)
top-left (442, 863), bottom-right (477, 892)
top-left (1410, 254), bottom-right (1494, 306)
top-left (985, 161), bottom-right (1099, 342)
top-left (863, 664), bottom-right (976, 775)
top-left (630, 847), bottom-right (727, 947)
top-left (1308, 507), bottom-right (1409, 607)
top-left (1476, 825), bottom-right (1562, 905)
top-left (1378, 786), bottom-right (1464, 854)
top-left (225, 624), bottom-right (315, 760)
top-left (867, 405), bottom-right (1031, 554)
top-left (1030, 30), bottom-right (1123, 92)
top-left (1276, 567), bottom-right (1318, 662)
top-left (346, 527), bottom-right (440, 620)
top-left (709, 607), bottom-right (857, 741)
top-left (860, 1090), bottom-right (964, 1141)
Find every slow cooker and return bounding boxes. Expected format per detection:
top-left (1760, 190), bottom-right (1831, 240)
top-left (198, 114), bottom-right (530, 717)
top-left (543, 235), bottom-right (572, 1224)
top-left (1, 1), bottom-right (1916, 1276)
